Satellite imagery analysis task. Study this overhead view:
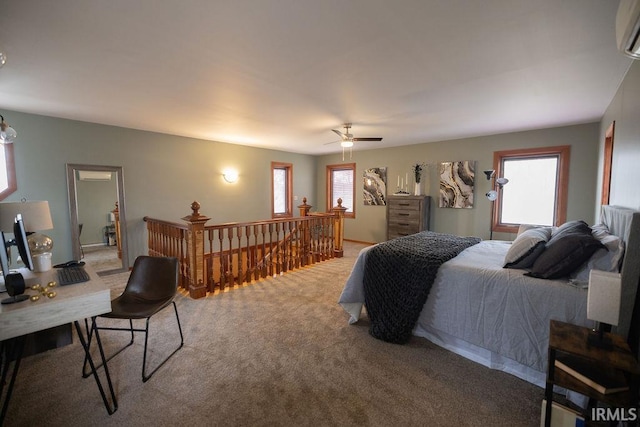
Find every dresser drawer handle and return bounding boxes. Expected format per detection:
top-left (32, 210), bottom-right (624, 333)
top-left (399, 203), bottom-right (410, 206)
top-left (398, 223), bottom-right (410, 226)
top-left (398, 213), bottom-right (410, 216)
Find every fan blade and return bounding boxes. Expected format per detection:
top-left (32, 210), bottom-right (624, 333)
top-left (323, 140), bottom-right (340, 145)
top-left (352, 137), bottom-right (383, 142)
top-left (331, 129), bottom-right (346, 139)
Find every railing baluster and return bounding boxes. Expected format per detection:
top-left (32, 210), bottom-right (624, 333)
top-left (216, 228), bottom-right (227, 292)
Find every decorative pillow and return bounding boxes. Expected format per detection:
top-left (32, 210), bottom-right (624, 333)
top-left (569, 227), bottom-right (625, 284)
top-left (504, 227), bottom-right (552, 269)
top-left (526, 221), bottom-right (605, 280)
top-left (517, 224), bottom-right (541, 236)
top-left (550, 220), bottom-right (591, 240)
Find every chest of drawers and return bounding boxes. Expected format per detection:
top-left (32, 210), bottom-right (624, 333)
top-left (386, 195), bottom-right (431, 240)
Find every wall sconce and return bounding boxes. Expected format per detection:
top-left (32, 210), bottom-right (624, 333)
top-left (0, 115), bottom-right (17, 144)
top-left (222, 169), bottom-right (238, 183)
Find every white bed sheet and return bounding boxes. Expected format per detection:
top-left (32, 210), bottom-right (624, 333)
top-left (338, 240), bottom-right (594, 387)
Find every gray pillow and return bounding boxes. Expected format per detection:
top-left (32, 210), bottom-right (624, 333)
top-left (526, 221), bottom-right (605, 279)
top-left (569, 226), bottom-right (625, 284)
top-left (504, 227), bottom-right (552, 269)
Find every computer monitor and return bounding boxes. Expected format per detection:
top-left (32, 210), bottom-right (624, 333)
top-left (0, 231), bottom-right (9, 280)
top-left (13, 214), bottom-right (33, 271)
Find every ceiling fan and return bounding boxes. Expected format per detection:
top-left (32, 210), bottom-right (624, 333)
top-left (327, 123), bottom-right (383, 160)
top-left (329, 123), bottom-right (383, 147)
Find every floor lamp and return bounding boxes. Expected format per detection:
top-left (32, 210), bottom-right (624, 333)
top-left (483, 170), bottom-right (508, 240)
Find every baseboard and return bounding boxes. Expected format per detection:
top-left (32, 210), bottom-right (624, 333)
top-left (344, 238), bottom-right (376, 246)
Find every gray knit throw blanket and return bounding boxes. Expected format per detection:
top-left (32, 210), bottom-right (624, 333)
top-left (363, 231), bottom-right (481, 344)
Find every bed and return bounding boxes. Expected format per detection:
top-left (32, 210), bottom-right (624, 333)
top-left (339, 205), bottom-right (640, 388)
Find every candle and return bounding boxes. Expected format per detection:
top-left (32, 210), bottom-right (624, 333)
top-left (401, 178), bottom-right (403, 188)
top-left (397, 176), bottom-right (400, 187)
top-left (406, 173), bottom-right (408, 186)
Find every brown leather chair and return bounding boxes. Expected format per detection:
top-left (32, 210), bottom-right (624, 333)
top-left (84, 256), bottom-right (184, 382)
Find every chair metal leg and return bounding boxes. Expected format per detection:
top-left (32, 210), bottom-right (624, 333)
top-left (82, 317), bottom-right (135, 378)
top-left (0, 336), bottom-right (25, 424)
top-left (141, 301), bottom-right (184, 382)
top-left (75, 318), bottom-right (117, 415)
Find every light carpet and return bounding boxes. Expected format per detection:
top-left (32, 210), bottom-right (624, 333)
top-left (3, 242), bottom-right (543, 426)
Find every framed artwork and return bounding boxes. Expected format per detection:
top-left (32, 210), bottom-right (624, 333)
top-left (439, 161), bottom-right (475, 208)
top-left (363, 167), bottom-right (387, 206)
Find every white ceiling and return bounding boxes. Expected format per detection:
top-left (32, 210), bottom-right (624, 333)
top-left (0, 0), bottom-right (633, 155)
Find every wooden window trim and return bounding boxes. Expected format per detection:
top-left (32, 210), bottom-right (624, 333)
top-left (271, 161), bottom-right (293, 218)
top-left (326, 163), bottom-right (356, 219)
top-left (601, 122), bottom-right (615, 205)
top-left (492, 145), bottom-right (570, 234)
top-left (0, 144), bottom-right (17, 201)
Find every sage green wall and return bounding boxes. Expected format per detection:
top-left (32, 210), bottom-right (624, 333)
top-left (598, 60), bottom-right (640, 213)
top-left (2, 110), bottom-right (316, 266)
top-left (316, 123), bottom-right (600, 244)
top-left (76, 176), bottom-right (118, 245)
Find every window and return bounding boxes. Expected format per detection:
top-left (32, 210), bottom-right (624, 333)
top-left (271, 162), bottom-right (292, 218)
top-left (493, 145), bottom-right (569, 233)
top-left (326, 163), bottom-right (355, 218)
top-left (0, 144), bottom-right (17, 201)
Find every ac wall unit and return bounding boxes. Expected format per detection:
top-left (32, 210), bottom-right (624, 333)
top-left (78, 171), bottom-right (112, 181)
top-left (617, 0), bottom-right (640, 59)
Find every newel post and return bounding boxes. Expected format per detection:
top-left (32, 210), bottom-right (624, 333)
top-left (182, 201), bottom-right (210, 299)
top-left (298, 197), bottom-right (312, 265)
top-left (331, 198), bottom-right (347, 258)
top-left (298, 197), bottom-right (311, 217)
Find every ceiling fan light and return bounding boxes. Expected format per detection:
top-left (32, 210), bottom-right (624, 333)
top-left (341, 140), bottom-right (354, 148)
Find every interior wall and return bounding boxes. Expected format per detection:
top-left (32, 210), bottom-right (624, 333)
top-left (598, 60), bottom-right (640, 214)
top-left (316, 123), bottom-right (600, 244)
top-left (76, 176), bottom-right (118, 245)
top-left (1, 110), bottom-right (316, 266)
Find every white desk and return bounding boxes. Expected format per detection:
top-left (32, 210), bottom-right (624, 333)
top-left (0, 265), bottom-right (117, 422)
top-left (0, 266), bottom-right (111, 340)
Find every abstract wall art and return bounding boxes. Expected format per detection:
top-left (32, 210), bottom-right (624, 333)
top-left (363, 167), bottom-right (387, 206)
top-left (439, 161), bottom-right (475, 208)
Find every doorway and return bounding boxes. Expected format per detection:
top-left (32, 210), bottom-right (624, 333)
top-left (66, 164), bottom-right (129, 274)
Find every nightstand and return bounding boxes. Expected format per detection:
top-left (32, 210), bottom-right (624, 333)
top-left (544, 320), bottom-right (640, 426)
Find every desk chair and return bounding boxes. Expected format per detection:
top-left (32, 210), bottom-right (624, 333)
top-left (84, 256), bottom-right (184, 382)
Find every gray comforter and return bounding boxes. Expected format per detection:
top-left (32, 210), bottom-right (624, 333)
top-left (363, 231), bottom-right (481, 343)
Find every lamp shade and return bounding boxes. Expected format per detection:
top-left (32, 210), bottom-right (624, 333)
top-left (587, 270), bottom-right (622, 326)
top-left (0, 201), bottom-right (54, 232)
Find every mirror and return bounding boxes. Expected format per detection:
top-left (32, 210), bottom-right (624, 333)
top-left (66, 164), bottom-right (129, 273)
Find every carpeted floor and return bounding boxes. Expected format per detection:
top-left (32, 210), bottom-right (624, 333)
top-left (3, 242), bottom-right (543, 426)
top-left (82, 244), bottom-right (123, 275)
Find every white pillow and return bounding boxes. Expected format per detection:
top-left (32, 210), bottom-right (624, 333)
top-left (504, 227), bottom-right (552, 269)
top-left (569, 227), bottom-right (625, 284)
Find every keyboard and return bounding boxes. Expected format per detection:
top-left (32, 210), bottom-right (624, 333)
top-left (57, 266), bottom-right (90, 286)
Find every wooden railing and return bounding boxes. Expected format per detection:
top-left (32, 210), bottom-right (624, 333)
top-left (143, 198), bottom-right (347, 298)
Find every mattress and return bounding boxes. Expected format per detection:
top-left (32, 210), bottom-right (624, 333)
top-left (339, 240), bottom-right (593, 386)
